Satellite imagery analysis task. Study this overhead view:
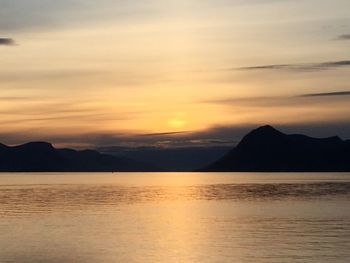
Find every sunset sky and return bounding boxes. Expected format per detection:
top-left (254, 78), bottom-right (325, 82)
top-left (1, 0), bottom-right (350, 148)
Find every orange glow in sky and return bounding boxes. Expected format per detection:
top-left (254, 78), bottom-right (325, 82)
top-left (1, 0), bottom-right (350, 147)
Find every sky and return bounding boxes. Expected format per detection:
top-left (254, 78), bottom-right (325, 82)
top-left (1, 0), bottom-right (350, 148)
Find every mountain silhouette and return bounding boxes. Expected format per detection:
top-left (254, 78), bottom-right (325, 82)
top-left (0, 142), bottom-right (153, 172)
top-left (100, 146), bottom-right (231, 171)
top-left (2, 126), bottom-right (350, 172)
top-left (203, 125), bottom-right (350, 172)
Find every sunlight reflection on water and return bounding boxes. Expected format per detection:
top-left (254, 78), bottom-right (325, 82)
top-left (0, 172), bottom-right (349, 263)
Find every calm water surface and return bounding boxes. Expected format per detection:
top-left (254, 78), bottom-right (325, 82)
top-left (0, 172), bottom-right (349, 262)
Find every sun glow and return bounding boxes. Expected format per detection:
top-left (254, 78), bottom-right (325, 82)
top-left (168, 116), bottom-right (187, 129)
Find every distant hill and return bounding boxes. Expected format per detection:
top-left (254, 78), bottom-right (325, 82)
top-left (0, 142), bottom-right (153, 172)
top-left (100, 146), bottom-right (231, 172)
top-left (203, 125), bottom-right (350, 172)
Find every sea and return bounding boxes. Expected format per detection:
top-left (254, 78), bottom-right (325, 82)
top-left (0, 172), bottom-right (349, 263)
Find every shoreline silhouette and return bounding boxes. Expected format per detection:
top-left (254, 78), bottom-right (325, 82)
top-left (0, 125), bottom-right (350, 172)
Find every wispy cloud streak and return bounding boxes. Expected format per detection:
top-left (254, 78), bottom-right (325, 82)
top-left (336, 34), bottom-right (350, 40)
top-left (140, 131), bottom-right (189, 137)
top-left (300, 91), bottom-right (350, 97)
top-left (235, 60), bottom-right (350, 72)
top-left (0, 38), bottom-right (15, 46)
top-left (202, 90), bottom-right (350, 108)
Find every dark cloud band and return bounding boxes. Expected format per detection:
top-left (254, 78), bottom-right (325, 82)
top-left (140, 131), bottom-right (189, 137)
top-left (300, 91), bottom-right (350, 97)
top-left (0, 38), bottom-right (15, 46)
top-left (235, 60), bottom-right (350, 72)
top-left (337, 34), bottom-right (350, 40)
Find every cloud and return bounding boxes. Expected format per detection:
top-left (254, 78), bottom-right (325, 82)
top-left (203, 96), bottom-right (281, 105)
top-left (0, 1), bottom-right (79, 31)
top-left (0, 69), bottom-right (153, 88)
top-left (205, 90), bottom-right (350, 104)
top-left (235, 60), bottom-right (350, 72)
top-left (336, 34), bottom-right (350, 40)
top-left (0, 69), bottom-right (105, 82)
top-left (300, 91), bottom-right (350, 97)
top-left (203, 90), bottom-right (350, 109)
top-left (0, 96), bottom-right (28, 101)
top-left (0, 38), bottom-right (15, 45)
top-left (0, 0), bottom-right (160, 32)
top-left (139, 131), bottom-right (189, 137)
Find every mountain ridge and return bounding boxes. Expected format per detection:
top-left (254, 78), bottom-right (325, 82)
top-left (204, 125), bottom-right (350, 172)
top-left (1, 125), bottom-right (350, 172)
top-left (0, 142), bottom-right (153, 172)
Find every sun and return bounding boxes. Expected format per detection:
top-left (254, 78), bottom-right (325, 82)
top-left (168, 115), bottom-right (187, 129)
